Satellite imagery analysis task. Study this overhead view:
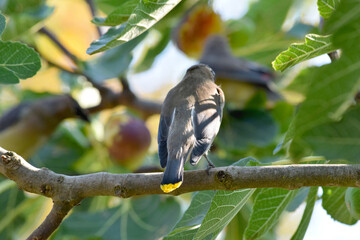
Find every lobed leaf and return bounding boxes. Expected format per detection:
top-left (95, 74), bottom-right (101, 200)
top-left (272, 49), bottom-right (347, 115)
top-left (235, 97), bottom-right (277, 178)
top-left (272, 34), bottom-right (335, 71)
top-left (87, 0), bottom-right (182, 54)
top-left (245, 188), bottom-right (298, 240)
top-left (0, 41), bottom-right (41, 84)
top-left (92, 0), bottom-right (138, 26)
top-left (83, 32), bottom-right (146, 82)
top-left (283, 0), bottom-right (360, 159)
top-left (302, 105), bottom-right (360, 163)
top-left (322, 187), bottom-right (357, 225)
top-left (165, 158), bottom-right (258, 240)
top-left (317, 0), bottom-right (340, 19)
top-left (0, 3), bottom-right (53, 41)
top-left (164, 191), bottom-right (215, 240)
top-left (218, 109), bottom-right (278, 151)
top-left (194, 189), bottom-right (256, 240)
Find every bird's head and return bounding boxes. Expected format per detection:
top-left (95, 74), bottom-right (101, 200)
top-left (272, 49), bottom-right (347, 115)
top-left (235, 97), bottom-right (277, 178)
top-left (185, 64), bottom-right (216, 82)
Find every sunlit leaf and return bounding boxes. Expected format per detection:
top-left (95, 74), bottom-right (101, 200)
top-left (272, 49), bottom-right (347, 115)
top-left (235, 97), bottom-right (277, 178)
top-left (190, 158), bottom-right (257, 240)
top-left (317, 0), bottom-right (340, 19)
top-left (87, 0), bottom-right (182, 54)
top-left (194, 189), bottom-right (256, 240)
top-left (92, 0), bottom-right (138, 26)
top-left (165, 158), bottom-right (258, 240)
top-left (272, 34), bottom-right (335, 71)
top-left (164, 191), bottom-right (215, 240)
top-left (245, 188), bottom-right (298, 240)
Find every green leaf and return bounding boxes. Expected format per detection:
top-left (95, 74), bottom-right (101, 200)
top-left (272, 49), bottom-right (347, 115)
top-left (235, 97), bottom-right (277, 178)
top-left (345, 187), bottom-right (360, 220)
top-left (284, 0), bottom-right (360, 159)
top-left (230, 0), bottom-right (298, 65)
top-left (272, 34), bottom-right (335, 71)
top-left (173, 191), bottom-right (215, 229)
top-left (94, 0), bottom-right (125, 15)
top-left (0, 2), bottom-right (53, 40)
top-left (56, 196), bottom-right (181, 240)
top-left (291, 187), bottom-right (318, 240)
top-left (92, 0), bottom-right (138, 26)
top-left (0, 41), bottom-right (41, 84)
top-left (164, 191), bottom-right (216, 240)
top-left (30, 123), bottom-right (88, 174)
top-left (165, 158), bottom-right (258, 240)
top-left (322, 187), bottom-right (357, 225)
top-left (87, 0), bottom-right (182, 54)
top-left (0, 180), bottom-right (16, 195)
top-left (317, 0), bottom-right (340, 19)
top-left (133, 27), bottom-right (171, 73)
top-left (283, 67), bottom-right (317, 96)
top-left (302, 105), bottom-right (360, 163)
top-left (193, 189), bottom-right (256, 240)
top-left (0, 0), bottom-right (44, 14)
top-left (83, 32), bottom-right (146, 82)
top-left (218, 109), bottom-right (278, 151)
top-left (245, 0), bottom-right (294, 38)
top-left (0, 14), bottom-right (5, 37)
top-left (287, 187), bottom-right (310, 212)
top-left (245, 188), bottom-right (298, 240)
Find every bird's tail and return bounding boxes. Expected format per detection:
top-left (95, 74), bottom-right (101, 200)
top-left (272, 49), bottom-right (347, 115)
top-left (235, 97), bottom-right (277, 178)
top-left (161, 158), bottom-right (184, 193)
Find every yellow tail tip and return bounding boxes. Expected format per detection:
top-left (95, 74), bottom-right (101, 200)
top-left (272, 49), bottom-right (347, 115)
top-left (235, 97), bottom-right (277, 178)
top-left (160, 181), bottom-right (183, 193)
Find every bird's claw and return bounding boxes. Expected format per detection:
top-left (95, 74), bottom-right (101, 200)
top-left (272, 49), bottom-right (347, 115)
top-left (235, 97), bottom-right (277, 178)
top-left (204, 155), bottom-right (215, 175)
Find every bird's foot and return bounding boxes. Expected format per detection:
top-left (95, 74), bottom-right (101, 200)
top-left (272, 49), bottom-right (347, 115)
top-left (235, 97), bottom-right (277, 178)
top-left (204, 155), bottom-right (215, 175)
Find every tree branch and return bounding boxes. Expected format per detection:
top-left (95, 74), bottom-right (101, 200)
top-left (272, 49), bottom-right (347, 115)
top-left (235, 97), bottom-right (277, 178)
top-left (2, 147), bottom-right (360, 199)
top-left (1, 146), bottom-right (360, 238)
top-left (27, 201), bottom-right (76, 240)
top-left (86, 77), bottom-right (162, 117)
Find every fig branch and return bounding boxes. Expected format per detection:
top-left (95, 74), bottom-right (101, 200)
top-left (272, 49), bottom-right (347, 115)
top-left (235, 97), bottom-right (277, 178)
top-left (1, 146), bottom-right (360, 239)
top-left (38, 27), bottom-right (161, 117)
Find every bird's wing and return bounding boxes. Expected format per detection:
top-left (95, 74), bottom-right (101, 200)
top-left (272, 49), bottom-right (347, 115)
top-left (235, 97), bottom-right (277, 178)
top-left (190, 88), bottom-right (224, 165)
top-left (158, 108), bottom-right (176, 168)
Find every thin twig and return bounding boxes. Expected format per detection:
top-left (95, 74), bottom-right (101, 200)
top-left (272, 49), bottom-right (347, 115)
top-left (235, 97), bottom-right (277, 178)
top-left (85, 0), bottom-right (102, 37)
top-left (38, 28), bottom-right (161, 117)
top-left (38, 27), bottom-right (78, 63)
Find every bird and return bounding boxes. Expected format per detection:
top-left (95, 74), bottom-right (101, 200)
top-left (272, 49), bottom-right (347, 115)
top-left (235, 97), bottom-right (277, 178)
top-left (200, 35), bottom-right (280, 107)
top-left (0, 94), bottom-right (89, 158)
top-left (158, 64), bottom-right (225, 193)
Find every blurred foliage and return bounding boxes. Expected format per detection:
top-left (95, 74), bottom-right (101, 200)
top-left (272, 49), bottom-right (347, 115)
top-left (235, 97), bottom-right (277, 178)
top-left (0, 0), bottom-right (360, 239)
